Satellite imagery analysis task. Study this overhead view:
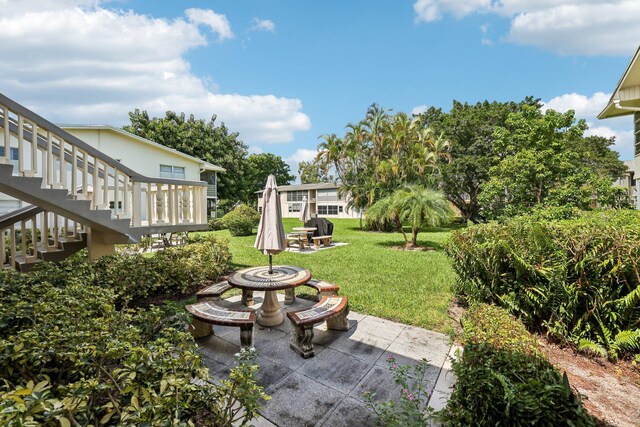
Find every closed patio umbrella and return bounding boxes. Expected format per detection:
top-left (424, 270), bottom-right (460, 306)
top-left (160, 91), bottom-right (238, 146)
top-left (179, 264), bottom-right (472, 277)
top-left (299, 195), bottom-right (311, 223)
top-left (254, 175), bottom-right (286, 274)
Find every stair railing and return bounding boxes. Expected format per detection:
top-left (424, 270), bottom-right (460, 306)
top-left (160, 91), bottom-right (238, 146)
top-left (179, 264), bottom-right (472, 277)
top-left (0, 206), bottom-right (84, 270)
top-left (0, 94), bottom-right (208, 231)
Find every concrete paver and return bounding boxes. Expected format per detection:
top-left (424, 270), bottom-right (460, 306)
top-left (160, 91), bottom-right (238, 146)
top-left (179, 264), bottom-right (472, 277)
top-left (195, 291), bottom-right (458, 427)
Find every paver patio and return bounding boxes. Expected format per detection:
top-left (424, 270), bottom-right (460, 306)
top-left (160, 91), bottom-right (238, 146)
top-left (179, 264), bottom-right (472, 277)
top-left (195, 292), bottom-right (458, 427)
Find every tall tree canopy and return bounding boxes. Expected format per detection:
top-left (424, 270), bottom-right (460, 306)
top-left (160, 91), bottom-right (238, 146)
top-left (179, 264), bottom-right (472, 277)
top-left (298, 160), bottom-right (332, 184)
top-left (478, 106), bottom-right (626, 218)
top-left (314, 104), bottom-right (450, 226)
top-left (246, 153), bottom-right (295, 194)
top-left (124, 109), bottom-right (249, 203)
top-left (418, 97), bottom-right (540, 222)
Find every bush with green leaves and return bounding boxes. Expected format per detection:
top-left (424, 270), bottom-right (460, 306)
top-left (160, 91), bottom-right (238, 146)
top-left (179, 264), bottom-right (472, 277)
top-left (208, 218), bottom-right (226, 231)
top-left (446, 210), bottom-right (640, 360)
top-left (0, 269), bottom-right (268, 426)
top-left (220, 204), bottom-right (260, 236)
top-left (440, 304), bottom-right (595, 426)
top-left (28, 236), bottom-right (231, 307)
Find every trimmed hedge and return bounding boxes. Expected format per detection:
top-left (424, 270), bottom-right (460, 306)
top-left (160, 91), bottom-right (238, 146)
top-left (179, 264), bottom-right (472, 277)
top-left (29, 236), bottom-right (231, 306)
top-left (440, 304), bottom-right (595, 426)
top-left (220, 204), bottom-right (260, 236)
top-left (446, 210), bottom-right (640, 360)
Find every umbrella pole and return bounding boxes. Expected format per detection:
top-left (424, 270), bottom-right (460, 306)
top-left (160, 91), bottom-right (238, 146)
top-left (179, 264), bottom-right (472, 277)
top-left (269, 253), bottom-right (273, 275)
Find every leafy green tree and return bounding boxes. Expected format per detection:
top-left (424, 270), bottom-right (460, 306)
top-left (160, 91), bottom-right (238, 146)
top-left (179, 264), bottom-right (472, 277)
top-left (246, 153), bottom-right (295, 195)
top-left (315, 104), bottom-right (450, 229)
top-left (124, 109), bottom-right (249, 203)
top-left (366, 186), bottom-right (453, 248)
top-left (298, 160), bottom-right (333, 184)
top-left (418, 98), bottom-right (541, 222)
top-left (478, 106), bottom-right (626, 218)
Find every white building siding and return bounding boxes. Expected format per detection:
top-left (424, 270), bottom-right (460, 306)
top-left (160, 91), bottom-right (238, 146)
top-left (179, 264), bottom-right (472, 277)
top-left (65, 129), bottom-right (201, 181)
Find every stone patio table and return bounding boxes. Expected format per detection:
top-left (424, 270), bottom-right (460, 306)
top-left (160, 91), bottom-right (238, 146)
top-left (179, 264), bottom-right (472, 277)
top-left (227, 265), bottom-right (311, 327)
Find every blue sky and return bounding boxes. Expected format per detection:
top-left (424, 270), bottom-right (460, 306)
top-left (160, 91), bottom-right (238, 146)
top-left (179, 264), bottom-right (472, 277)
top-left (0, 1), bottom-right (638, 174)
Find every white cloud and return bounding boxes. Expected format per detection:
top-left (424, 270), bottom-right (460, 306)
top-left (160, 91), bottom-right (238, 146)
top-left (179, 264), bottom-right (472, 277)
top-left (411, 105), bottom-right (428, 115)
top-left (0, 1), bottom-right (311, 144)
top-left (251, 17), bottom-right (276, 33)
top-left (286, 148), bottom-right (317, 164)
top-left (543, 92), bottom-right (635, 159)
top-left (542, 92), bottom-right (612, 118)
top-left (285, 148), bottom-right (318, 180)
top-left (186, 8), bottom-right (233, 42)
top-left (248, 145), bottom-right (264, 154)
top-left (413, 0), bottom-right (640, 56)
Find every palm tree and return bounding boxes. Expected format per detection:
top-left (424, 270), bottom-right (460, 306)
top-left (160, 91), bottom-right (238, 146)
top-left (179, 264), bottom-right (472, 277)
top-left (366, 185), bottom-right (453, 249)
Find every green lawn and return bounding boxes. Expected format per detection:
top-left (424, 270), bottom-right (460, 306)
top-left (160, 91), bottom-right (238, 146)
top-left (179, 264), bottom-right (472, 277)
top-left (203, 218), bottom-right (458, 333)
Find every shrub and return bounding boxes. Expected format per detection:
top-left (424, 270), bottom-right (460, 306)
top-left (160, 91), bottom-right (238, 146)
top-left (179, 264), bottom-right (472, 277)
top-left (440, 304), bottom-right (595, 426)
top-left (446, 210), bottom-right (640, 360)
top-left (28, 236), bottom-right (231, 306)
top-left (208, 218), bottom-right (226, 231)
top-left (0, 267), bottom-right (267, 426)
top-left (221, 204), bottom-right (260, 236)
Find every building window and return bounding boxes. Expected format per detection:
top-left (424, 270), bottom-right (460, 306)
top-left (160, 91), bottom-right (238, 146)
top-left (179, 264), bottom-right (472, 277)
top-left (286, 190), bottom-right (307, 202)
top-left (160, 165), bottom-right (186, 179)
top-left (317, 189), bottom-right (339, 202)
top-left (318, 205), bottom-right (338, 215)
top-left (0, 147), bottom-right (19, 160)
top-left (288, 203), bottom-right (302, 213)
top-left (339, 206), bottom-right (343, 213)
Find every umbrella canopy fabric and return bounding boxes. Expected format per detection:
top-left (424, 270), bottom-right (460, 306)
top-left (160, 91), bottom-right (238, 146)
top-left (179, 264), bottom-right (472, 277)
top-left (255, 175), bottom-right (286, 255)
top-left (299, 196), bottom-right (311, 222)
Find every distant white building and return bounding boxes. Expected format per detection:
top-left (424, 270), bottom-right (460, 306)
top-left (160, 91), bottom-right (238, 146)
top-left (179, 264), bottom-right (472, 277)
top-left (257, 182), bottom-right (360, 219)
top-left (613, 160), bottom-right (637, 206)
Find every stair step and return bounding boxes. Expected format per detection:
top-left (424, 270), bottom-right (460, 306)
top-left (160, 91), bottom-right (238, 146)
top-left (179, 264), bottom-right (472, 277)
top-left (14, 256), bottom-right (42, 273)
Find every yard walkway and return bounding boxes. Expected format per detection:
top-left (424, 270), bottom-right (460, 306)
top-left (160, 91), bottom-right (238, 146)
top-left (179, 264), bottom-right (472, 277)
top-left (196, 293), bottom-right (459, 426)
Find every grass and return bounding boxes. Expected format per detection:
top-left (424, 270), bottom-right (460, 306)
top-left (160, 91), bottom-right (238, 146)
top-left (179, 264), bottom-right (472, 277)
top-left (202, 218), bottom-right (459, 333)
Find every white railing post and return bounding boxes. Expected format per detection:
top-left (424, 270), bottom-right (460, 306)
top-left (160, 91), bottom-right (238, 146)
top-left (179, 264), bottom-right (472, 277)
top-left (131, 181), bottom-right (142, 227)
top-left (102, 163), bottom-right (109, 211)
top-left (46, 132), bottom-right (53, 187)
top-left (30, 122), bottom-right (37, 175)
top-left (156, 188), bottom-right (165, 224)
top-left (92, 155), bottom-right (99, 208)
top-left (71, 145), bottom-right (77, 198)
top-left (60, 139), bottom-right (67, 189)
top-left (113, 169), bottom-right (120, 216)
top-left (17, 116), bottom-right (24, 175)
top-left (1, 106), bottom-right (10, 164)
top-left (122, 175), bottom-right (130, 219)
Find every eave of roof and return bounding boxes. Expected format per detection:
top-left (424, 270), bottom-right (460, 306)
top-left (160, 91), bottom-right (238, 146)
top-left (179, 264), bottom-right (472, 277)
top-left (598, 46), bottom-right (640, 120)
top-left (255, 182), bottom-right (340, 193)
top-left (59, 124), bottom-right (226, 173)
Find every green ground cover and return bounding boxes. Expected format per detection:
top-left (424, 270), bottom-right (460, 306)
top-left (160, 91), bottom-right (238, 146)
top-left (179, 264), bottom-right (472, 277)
top-left (203, 218), bottom-right (458, 333)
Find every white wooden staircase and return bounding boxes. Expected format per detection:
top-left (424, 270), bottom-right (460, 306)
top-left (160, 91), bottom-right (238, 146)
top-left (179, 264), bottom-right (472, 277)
top-left (0, 93), bottom-right (209, 270)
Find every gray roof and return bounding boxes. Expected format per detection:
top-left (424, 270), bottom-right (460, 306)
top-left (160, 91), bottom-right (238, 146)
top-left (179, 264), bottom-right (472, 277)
top-left (256, 182), bottom-right (340, 193)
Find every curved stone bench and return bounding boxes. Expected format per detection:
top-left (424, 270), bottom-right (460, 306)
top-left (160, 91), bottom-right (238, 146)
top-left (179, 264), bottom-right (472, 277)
top-left (285, 279), bottom-right (340, 305)
top-left (197, 280), bottom-right (254, 307)
top-left (287, 296), bottom-right (349, 358)
top-left (311, 235), bottom-right (332, 248)
top-left (186, 300), bottom-right (256, 349)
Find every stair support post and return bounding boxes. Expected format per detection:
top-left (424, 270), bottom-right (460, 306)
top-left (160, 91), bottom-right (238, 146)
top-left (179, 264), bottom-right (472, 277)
top-left (86, 228), bottom-right (116, 261)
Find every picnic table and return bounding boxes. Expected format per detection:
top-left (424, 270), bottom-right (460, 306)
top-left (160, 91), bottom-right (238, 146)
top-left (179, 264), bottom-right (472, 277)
top-left (227, 265), bottom-right (312, 326)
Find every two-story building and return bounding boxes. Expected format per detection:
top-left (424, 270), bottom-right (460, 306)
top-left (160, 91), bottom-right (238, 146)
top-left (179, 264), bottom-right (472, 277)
top-left (0, 125), bottom-right (225, 218)
top-left (257, 182), bottom-right (360, 219)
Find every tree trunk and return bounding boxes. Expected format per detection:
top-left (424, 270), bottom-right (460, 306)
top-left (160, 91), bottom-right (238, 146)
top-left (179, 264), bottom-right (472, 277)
top-left (394, 217), bottom-right (408, 245)
top-left (410, 227), bottom-right (419, 248)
